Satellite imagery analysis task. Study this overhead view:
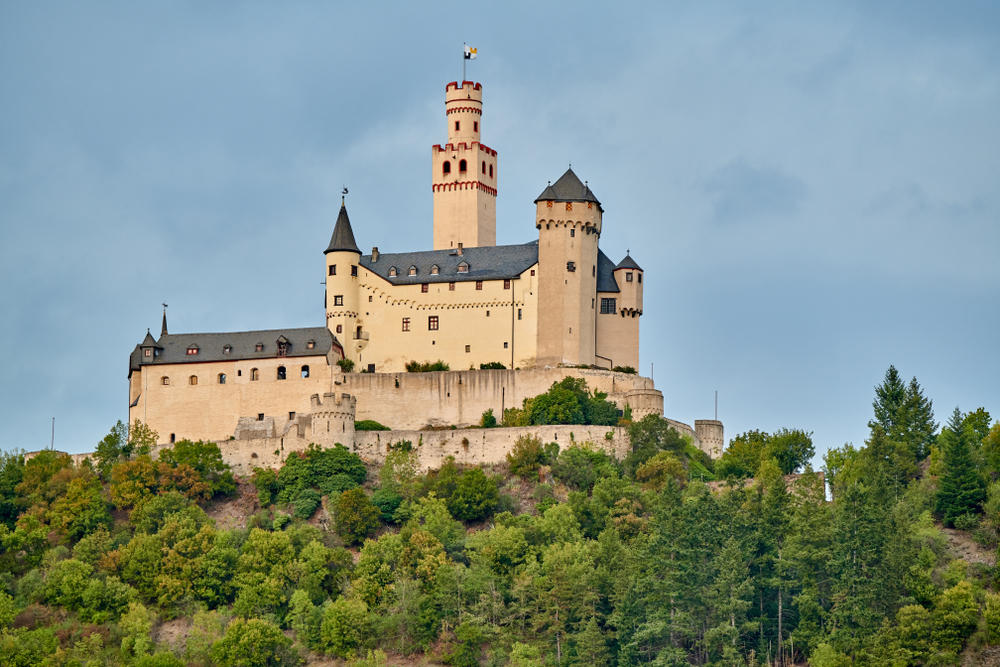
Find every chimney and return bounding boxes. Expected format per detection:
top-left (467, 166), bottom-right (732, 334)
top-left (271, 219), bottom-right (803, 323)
top-left (371, 246), bottom-right (379, 262)
top-left (457, 242), bottom-right (463, 256)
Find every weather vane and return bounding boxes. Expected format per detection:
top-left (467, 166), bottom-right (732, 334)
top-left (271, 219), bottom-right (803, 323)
top-left (342, 186), bottom-right (348, 205)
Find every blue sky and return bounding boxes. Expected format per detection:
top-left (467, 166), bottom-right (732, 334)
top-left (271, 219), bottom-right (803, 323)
top-left (1, 2), bottom-right (997, 463)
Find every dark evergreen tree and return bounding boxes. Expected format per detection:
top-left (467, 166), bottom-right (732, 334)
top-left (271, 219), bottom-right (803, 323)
top-left (935, 408), bottom-right (986, 526)
top-left (872, 365), bottom-right (907, 435)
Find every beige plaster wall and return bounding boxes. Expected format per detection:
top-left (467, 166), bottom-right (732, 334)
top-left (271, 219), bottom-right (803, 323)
top-left (347, 264), bottom-right (538, 373)
top-left (595, 294), bottom-right (640, 370)
top-left (337, 366), bottom-right (660, 430)
top-left (129, 354), bottom-right (335, 445)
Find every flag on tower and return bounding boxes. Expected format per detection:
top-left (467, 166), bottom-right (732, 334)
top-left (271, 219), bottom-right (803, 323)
top-left (464, 45), bottom-right (478, 60)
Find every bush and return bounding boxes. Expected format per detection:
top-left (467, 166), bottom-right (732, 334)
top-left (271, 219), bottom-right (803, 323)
top-left (252, 467), bottom-right (278, 506)
top-left (334, 488), bottom-right (380, 545)
top-left (158, 439), bottom-right (236, 497)
top-left (337, 358), bottom-right (355, 373)
top-left (319, 473), bottom-right (360, 496)
top-left (210, 617), bottom-right (297, 666)
top-left (371, 488), bottom-right (403, 522)
top-left (447, 468), bottom-right (500, 522)
top-left (276, 444), bottom-right (366, 503)
top-left (405, 360), bottom-right (450, 372)
top-left (355, 420), bottom-right (390, 431)
top-left (612, 365), bottom-right (637, 374)
top-left (293, 489), bottom-right (322, 519)
top-left (479, 362), bottom-right (506, 369)
top-left (480, 409), bottom-right (497, 428)
top-left (507, 435), bottom-right (547, 477)
top-left (552, 445), bottom-right (621, 492)
top-left (320, 596), bottom-right (371, 657)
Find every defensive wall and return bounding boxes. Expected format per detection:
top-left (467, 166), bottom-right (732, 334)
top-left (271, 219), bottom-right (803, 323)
top-left (337, 366), bottom-right (663, 430)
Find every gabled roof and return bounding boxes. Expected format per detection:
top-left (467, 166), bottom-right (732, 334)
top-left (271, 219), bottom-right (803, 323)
top-left (596, 250), bottom-right (620, 293)
top-left (615, 254), bottom-right (642, 271)
top-left (141, 330), bottom-right (158, 346)
top-left (360, 241), bottom-right (539, 285)
top-left (325, 204), bottom-right (360, 254)
top-left (534, 168), bottom-right (602, 211)
top-left (130, 326), bottom-right (339, 375)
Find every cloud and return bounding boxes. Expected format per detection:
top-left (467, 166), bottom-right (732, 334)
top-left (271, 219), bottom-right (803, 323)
top-left (703, 159), bottom-right (806, 224)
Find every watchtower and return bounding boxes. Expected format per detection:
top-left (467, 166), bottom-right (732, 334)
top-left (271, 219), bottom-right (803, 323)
top-left (431, 81), bottom-right (498, 250)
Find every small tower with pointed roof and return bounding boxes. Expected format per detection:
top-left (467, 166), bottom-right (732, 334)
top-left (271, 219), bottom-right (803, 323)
top-left (431, 81), bottom-right (498, 250)
top-left (324, 200), bottom-right (364, 363)
top-left (534, 167), bottom-right (603, 366)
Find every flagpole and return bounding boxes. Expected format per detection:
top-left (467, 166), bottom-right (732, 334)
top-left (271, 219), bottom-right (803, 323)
top-left (462, 42), bottom-right (466, 81)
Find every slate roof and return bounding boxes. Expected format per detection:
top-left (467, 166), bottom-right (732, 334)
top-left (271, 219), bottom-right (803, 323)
top-left (325, 204), bottom-right (360, 254)
top-left (360, 241), bottom-right (539, 285)
top-left (534, 168), bottom-right (603, 211)
top-left (615, 254), bottom-right (642, 271)
top-left (597, 250), bottom-right (620, 293)
top-left (130, 326), bottom-right (339, 375)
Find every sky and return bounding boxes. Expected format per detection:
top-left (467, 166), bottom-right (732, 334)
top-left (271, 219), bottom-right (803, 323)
top-left (1, 2), bottom-right (998, 465)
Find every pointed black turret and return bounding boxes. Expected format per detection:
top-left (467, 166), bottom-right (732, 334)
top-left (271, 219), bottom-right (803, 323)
top-left (325, 203), bottom-right (361, 255)
top-left (161, 308), bottom-right (168, 337)
top-left (534, 167), bottom-right (602, 211)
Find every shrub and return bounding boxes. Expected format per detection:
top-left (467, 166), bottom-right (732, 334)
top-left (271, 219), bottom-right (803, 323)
top-left (405, 360), bottom-right (450, 372)
top-left (480, 409), bottom-right (497, 428)
top-left (479, 362), bottom-right (506, 369)
top-left (276, 444), bottom-right (366, 503)
top-left (371, 488), bottom-right (403, 522)
top-left (552, 445), bottom-right (621, 492)
top-left (252, 467), bottom-right (278, 506)
top-left (355, 419), bottom-right (390, 431)
top-left (293, 489), bottom-right (322, 519)
top-left (447, 468), bottom-right (500, 522)
top-left (337, 358), bottom-right (355, 373)
top-left (319, 473), bottom-right (360, 496)
top-left (319, 596), bottom-right (371, 658)
top-left (507, 435), bottom-right (546, 477)
top-left (334, 488), bottom-right (380, 545)
top-left (210, 617), bottom-right (296, 666)
top-left (158, 439), bottom-right (236, 497)
top-left (612, 365), bottom-right (637, 374)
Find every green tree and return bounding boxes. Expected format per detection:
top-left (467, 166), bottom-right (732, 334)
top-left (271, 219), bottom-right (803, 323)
top-left (320, 596), bottom-right (371, 658)
top-left (447, 467), bottom-right (500, 522)
top-left (94, 420), bottom-right (131, 479)
top-left (335, 488), bottom-right (380, 545)
top-left (210, 617), bottom-right (297, 667)
top-left (158, 439), bottom-right (236, 497)
top-left (624, 414), bottom-right (686, 476)
top-left (47, 473), bottom-right (111, 540)
top-left (936, 408), bottom-right (986, 526)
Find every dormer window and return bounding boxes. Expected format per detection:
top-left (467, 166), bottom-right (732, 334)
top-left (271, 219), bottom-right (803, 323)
top-left (255, 343), bottom-right (264, 352)
top-left (276, 336), bottom-right (289, 357)
top-left (186, 346), bottom-right (199, 356)
top-left (430, 264), bottom-right (439, 275)
top-left (457, 261), bottom-right (469, 273)
top-left (306, 340), bottom-right (315, 350)
top-left (143, 348), bottom-right (151, 357)
top-left (388, 266), bottom-right (398, 277)
top-left (408, 265), bottom-right (417, 276)
top-left (223, 344), bottom-right (232, 355)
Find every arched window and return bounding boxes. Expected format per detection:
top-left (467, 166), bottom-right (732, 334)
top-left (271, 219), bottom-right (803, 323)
top-left (459, 159), bottom-right (467, 173)
top-left (408, 265), bottom-right (417, 276)
top-left (301, 365), bottom-right (310, 378)
top-left (489, 164), bottom-right (493, 178)
top-left (481, 160), bottom-right (486, 174)
top-left (222, 344), bottom-right (232, 354)
top-left (457, 261), bottom-right (469, 273)
top-left (277, 366), bottom-right (286, 380)
top-left (430, 264), bottom-right (439, 275)
top-left (161, 376), bottom-right (170, 386)
top-left (189, 375), bottom-right (198, 386)
top-left (442, 161), bottom-right (451, 175)
top-left (250, 368), bottom-right (259, 381)
top-left (218, 373), bottom-right (226, 384)
top-left (336, 324), bottom-right (342, 334)
top-left (388, 266), bottom-right (398, 277)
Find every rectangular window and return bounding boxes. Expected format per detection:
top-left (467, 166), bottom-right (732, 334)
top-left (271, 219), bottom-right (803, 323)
top-left (601, 298), bottom-right (617, 314)
top-left (288, 412), bottom-right (296, 420)
top-left (186, 347), bottom-right (198, 355)
top-left (465, 344), bottom-right (471, 353)
top-left (329, 265), bottom-right (336, 276)
top-left (638, 273), bottom-right (642, 283)
top-left (474, 121), bottom-right (478, 132)
top-left (449, 282), bottom-right (455, 291)
top-left (503, 279), bottom-right (511, 289)
top-left (144, 349), bottom-right (151, 357)
top-left (257, 413), bottom-right (264, 421)
top-left (402, 318), bottom-right (410, 332)
top-left (518, 308), bottom-right (522, 320)
top-left (567, 261), bottom-right (576, 272)
top-left (476, 281), bottom-right (483, 290)
top-left (421, 283), bottom-right (429, 293)
top-left (626, 272), bottom-right (633, 282)
top-left (570, 228), bottom-right (575, 237)
top-left (428, 316), bottom-right (439, 331)
top-left (334, 295), bottom-right (343, 306)
top-left (530, 269), bottom-right (535, 276)
top-left (351, 265), bottom-right (358, 277)
top-left (503, 341), bottom-right (508, 349)
top-left (455, 121), bottom-right (460, 131)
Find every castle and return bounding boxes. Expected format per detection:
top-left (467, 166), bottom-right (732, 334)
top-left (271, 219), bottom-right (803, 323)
top-left (126, 79), bottom-right (723, 469)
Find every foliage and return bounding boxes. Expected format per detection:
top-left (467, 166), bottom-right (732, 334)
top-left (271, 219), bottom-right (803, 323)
top-left (158, 439), bottom-right (236, 497)
top-left (334, 488), bottom-right (380, 545)
top-left (211, 617), bottom-right (297, 666)
top-left (94, 420), bottom-right (131, 479)
top-left (355, 419), bottom-right (390, 431)
top-left (503, 377), bottom-right (619, 427)
top-left (320, 596), bottom-right (371, 657)
top-left (405, 360), bottom-right (450, 372)
top-left (507, 434), bottom-right (549, 477)
top-left (612, 365), bottom-right (637, 374)
top-left (479, 361), bottom-right (506, 369)
top-left (480, 408), bottom-right (498, 428)
top-left (624, 414), bottom-right (687, 476)
top-left (275, 444), bottom-right (366, 503)
top-left (936, 408), bottom-right (987, 526)
top-left (337, 358), bottom-right (355, 372)
top-left (551, 444), bottom-right (620, 492)
top-left (293, 488), bottom-right (322, 519)
top-left (715, 427), bottom-right (814, 479)
top-left (371, 488), bottom-right (403, 522)
top-left (447, 467), bottom-right (500, 521)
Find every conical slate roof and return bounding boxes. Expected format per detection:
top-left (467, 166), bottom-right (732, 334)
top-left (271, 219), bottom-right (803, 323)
top-left (534, 168), bottom-right (602, 210)
top-left (325, 204), bottom-right (360, 254)
top-left (142, 329), bottom-right (158, 346)
top-left (615, 254), bottom-right (642, 271)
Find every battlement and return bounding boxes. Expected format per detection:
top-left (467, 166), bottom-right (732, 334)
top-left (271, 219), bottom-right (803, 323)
top-left (432, 141), bottom-right (497, 156)
top-left (445, 80), bottom-right (482, 93)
